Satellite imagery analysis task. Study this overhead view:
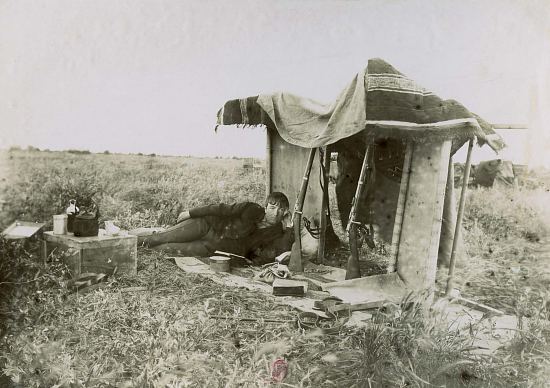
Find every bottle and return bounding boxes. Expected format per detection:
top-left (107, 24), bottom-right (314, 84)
top-left (66, 199), bottom-right (79, 233)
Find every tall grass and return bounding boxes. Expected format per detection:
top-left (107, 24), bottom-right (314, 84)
top-left (0, 150), bottom-right (266, 230)
top-left (2, 149), bottom-right (550, 387)
top-left (0, 251), bottom-right (487, 388)
top-left (464, 186), bottom-right (550, 244)
top-left (456, 184), bottom-right (550, 316)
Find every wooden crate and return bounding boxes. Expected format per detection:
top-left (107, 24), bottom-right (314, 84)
top-left (41, 231), bottom-right (137, 276)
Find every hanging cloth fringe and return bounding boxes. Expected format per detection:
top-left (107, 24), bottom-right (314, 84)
top-left (240, 98), bottom-right (249, 125)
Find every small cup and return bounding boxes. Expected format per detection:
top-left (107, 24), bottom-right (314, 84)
top-left (53, 214), bottom-right (68, 235)
top-left (104, 220), bottom-right (120, 236)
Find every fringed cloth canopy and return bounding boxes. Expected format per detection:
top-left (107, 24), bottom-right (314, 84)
top-left (216, 58), bottom-right (505, 153)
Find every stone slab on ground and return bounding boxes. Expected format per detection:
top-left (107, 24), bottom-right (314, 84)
top-left (432, 298), bottom-right (521, 355)
top-left (173, 256), bottom-right (272, 293)
top-left (321, 272), bottom-right (409, 305)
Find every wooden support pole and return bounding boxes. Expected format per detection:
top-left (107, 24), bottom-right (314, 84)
top-left (445, 138), bottom-right (474, 296)
top-left (388, 141), bottom-right (413, 273)
top-left (289, 148), bottom-right (317, 273)
top-left (317, 147), bottom-right (330, 264)
top-left (265, 127), bottom-right (272, 197)
top-left (345, 143), bottom-right (372, 280)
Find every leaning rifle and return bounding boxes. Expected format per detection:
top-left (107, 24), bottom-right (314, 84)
top-left (289, 148), bottom-right (317, 273)
top-left (345, 144), bottom-right (373, 279)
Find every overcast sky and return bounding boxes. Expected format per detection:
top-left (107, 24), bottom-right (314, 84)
top-left (1, 0), bottom-right (549, 160)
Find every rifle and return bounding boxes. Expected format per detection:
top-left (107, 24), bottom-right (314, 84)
top-left (289, 148), bottom-right (317, 273)
top-left (345, 143), bottom-right (373, 279)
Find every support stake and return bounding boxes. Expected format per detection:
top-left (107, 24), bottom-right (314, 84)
top-left (445, 138), bottom-right (474, 296)
top-left (388, 141), bottom-right (413, 273)
top-left (265, 126), bottom-right (272, 197)
top-left (317, 146), bottom-right (330, 264)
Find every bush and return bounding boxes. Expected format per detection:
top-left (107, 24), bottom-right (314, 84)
top-left (66, 149), bottom-right (91, 155)
top-left (2, 165), bottom-right (103, 227)
top-left (0, 237), bottom-right (68, 337)
top-left (0, 151), bottom-right (266, 230)
top-left (464, 186), bottom-right (550, 243)
top-left (296, 292), bottom-right (484, 387)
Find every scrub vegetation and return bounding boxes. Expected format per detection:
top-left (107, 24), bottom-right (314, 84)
top-left (1, 148), bottom-right (549, 387)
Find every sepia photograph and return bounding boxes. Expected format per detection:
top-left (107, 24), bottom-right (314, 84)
top-left (1, 0), bottom-right (549, 386)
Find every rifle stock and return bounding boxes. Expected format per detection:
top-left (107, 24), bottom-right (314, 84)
top-left (290, 213), bottom-right (303, 271)
top-left (346, 222), bottom-right (361, 279)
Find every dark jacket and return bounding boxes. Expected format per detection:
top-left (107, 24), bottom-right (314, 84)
top-left (188, 202), bottom-right (283, 256)
top-left (250, 226), bottom-right (294, 265)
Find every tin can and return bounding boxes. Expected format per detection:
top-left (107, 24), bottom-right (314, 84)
top-left (53, 214), bottom-right (68, 235)
top-left (210, 256), bottom-right (231, 272)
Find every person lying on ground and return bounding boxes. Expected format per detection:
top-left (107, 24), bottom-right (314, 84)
top-left (129, 192), bottom-right (293, 261)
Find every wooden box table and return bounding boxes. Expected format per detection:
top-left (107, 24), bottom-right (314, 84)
top-left (41, 231), bottom-right (137, 276)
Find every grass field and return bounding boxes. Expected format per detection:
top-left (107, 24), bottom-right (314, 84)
top-left (1, 148), bottom-right (550, 387)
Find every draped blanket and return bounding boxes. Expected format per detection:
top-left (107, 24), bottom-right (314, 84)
top-left (217, 58), bottom-right (504, 152)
